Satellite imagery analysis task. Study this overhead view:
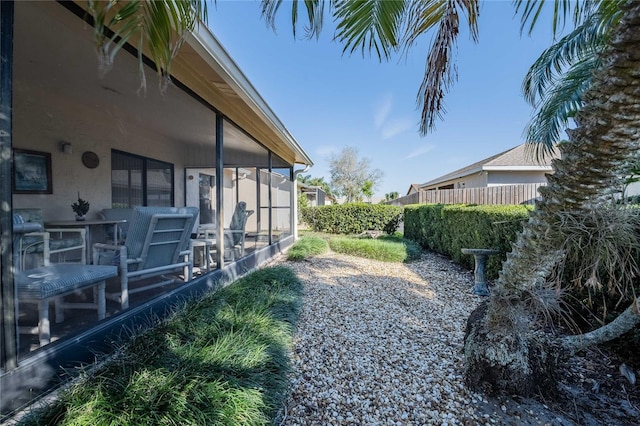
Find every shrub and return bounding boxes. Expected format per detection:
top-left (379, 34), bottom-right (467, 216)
top-left (404, 204), bottom-right (532, 278)
top-left (300, 203), bottom-right (403, 234)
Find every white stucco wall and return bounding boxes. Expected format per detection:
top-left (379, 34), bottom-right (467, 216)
top-left (423, 172), bottom-right (487, 190)
top-left (423, 170), bottom-right (552, 191)
top-left (12, 85), bottom-right (213, 221)
top-left (12, 0), bottom-right (219, 222)
top-left (487, 170), bottom-right (550, 186)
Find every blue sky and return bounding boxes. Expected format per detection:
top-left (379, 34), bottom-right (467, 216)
top-left (208, 0), bottom-right (561, 198)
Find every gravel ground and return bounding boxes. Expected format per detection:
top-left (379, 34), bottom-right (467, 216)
top-left (274, 251), bottom-right (639, 426)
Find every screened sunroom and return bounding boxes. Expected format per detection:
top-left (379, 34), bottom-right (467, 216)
top-left (0, 1), bottom-right (312, 416)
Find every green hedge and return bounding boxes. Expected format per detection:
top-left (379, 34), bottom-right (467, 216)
top-left (300, 203), bottom-right (403, 234)
top-left (404, 204), bottom-right (532, 279)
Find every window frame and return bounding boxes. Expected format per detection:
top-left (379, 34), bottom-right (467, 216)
top-left (111, 149), bottom-right (175, 207)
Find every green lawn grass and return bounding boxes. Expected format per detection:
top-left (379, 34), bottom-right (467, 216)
top-left (297, 231), bottom-right (422, 263)
top-left (329, 235), bottom-right (421, 263)
top-left (20, 267), bottom-right (302, 426)
top-left (287, 236), bottom-right (329, 261)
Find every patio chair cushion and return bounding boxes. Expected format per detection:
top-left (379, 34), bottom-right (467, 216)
top-left (13, 213), bottom-right (25, 225)
top-left (13, 209), bottom-right (85, 263)
top-left (100, 208), bottom-right (134, 242)
top-left (124, 206), bottom-right (199, 265)
top-left (16, 264), bottom-right (117, 300)
top-left (228, 202), bottom-right (247, 246)
top-left (93, 206), bottom-right (198, 309)
top-left (20, 234), bottom-right (85, 254)
top-left (14, 208), bottom-right (43, 225)
top-left (16, 264), bottom-right (117, 347)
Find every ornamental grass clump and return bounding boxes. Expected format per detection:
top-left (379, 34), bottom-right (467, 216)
top-left (19, 267), bottom-right (303, 426)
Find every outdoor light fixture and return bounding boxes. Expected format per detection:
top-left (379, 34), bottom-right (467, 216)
top-left (60, 141), bottom-right (72, 154)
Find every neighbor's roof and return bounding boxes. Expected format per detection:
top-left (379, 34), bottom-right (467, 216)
top-left (406, 183), bottom-right (421, 195)
top-left (419, 143), bottom-right (558, 188)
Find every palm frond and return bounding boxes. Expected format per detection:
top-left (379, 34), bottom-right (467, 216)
top-left (260, 0), bottom-right (284, 31)
top-left (333, 0), bottom-right (408, 60)
top-left (403, 0), bottom-right (446, 47)
top-left (513, 0), bottom-right (597, 37)
top-left (522, 0), bottom-right (623, 157)
top-left (524, 56), bottom-right (598, 159)
top-left (596, 0), bottom-right (625, 23)
top-left (411, 0), bottom-right (479, 135)
top-left (522, 8), bottom-right (619, 106)
top-left (261, 0), bottom-right (326, 40)
top-left (87, 0), bottom-right (208, 93)
top-left (88, 0), bottom-right (141, 75)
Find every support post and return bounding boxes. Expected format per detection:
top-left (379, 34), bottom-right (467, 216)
top-left (0, 0), bottom-right (16, 371)
top-left (215, 113), bottom-right (224, 269)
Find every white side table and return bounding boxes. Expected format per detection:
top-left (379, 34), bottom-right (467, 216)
top-left (190, 238), bottom-right (216, 272)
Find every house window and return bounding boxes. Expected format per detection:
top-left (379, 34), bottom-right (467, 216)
top-left (111, 150), bottom-right (174, 207)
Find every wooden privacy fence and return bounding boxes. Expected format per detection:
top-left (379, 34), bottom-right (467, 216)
top-left (388, 183), bottom-right (546, 206)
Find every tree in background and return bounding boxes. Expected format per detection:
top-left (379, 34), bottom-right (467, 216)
top-left (298, 174), bottom-right (336, 199)
top-left (329, 147), bottom-right (383, 203)
top-left (385, 191), bottom-right (400, 202)
top-left (261, 0), bottom-right (640, 396)
top-left (362, 180), bottom-right (374, 203)
top-left (297, 186), bottom-right (309, 211)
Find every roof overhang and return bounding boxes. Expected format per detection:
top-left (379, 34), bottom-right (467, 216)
top-left (71, 1), bottom-right (313, 167)
top-left (482, 166), bottom-right (553, 172)
top-left (420, 165), bottom-right (554, 189)
top-left (174, 26), bottom-right (313, 166)
top-left (420, 167), bottom-right (483, 188)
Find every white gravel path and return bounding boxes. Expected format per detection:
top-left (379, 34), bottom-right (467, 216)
top-left (276, 251), bottom-right (574, 426)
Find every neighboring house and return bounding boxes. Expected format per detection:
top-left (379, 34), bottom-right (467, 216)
top-left (0, 1), bottom-right (313, 415)
top-left (298, 182), bottom-right (334, 206)
top-left (406, 183), bottom-right (421, 196)
top-left (419, 143), bottom-right (559, 191)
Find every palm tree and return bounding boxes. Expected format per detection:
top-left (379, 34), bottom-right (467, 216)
top-left (262, 0), bottom-right (640, 395)
top-left (86, 0), bottom-right (208, 92)
top-left (521, 0), bottom-right (623, 160)
top-left (91, 0), bottom-right (640, 396)
top-left (299, 174), bottom-right (336, 199)
top-left (261, 0), bottom-right (480, 136)
top-left (465, 0), bottom-right (640, 393)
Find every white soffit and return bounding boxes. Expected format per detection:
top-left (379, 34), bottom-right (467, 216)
top-left (186, 24), bottom-right (313, 166)
top-left (482, 166), bottom-right (553, 171)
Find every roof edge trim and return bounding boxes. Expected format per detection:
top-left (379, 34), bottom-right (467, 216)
top-left (187, 23), bottom-right (313, 166)
top-left (482, 166), bottom-right (553, 171)
top-left (419, 167), bottom-right (483, 188)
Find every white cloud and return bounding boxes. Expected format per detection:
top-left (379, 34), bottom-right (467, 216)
top-left (373, 94), bottom-right (413, 139)
top-left (315, 145), bottom-right (340, 158)
top-left (374, 94), bottom-right (393, 129)
top-left (381, 118), bottom-right (414, 140)
top-left (405, 143), bottom-right (436, 159)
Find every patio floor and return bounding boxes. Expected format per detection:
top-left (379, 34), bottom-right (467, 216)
top-left (16, 241), bottom-right (270, 357)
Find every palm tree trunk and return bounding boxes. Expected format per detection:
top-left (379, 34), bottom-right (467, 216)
top-left (464, 0), bottom-right (640, 396)
top-left (562, 299), bottom-right (640, 354)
